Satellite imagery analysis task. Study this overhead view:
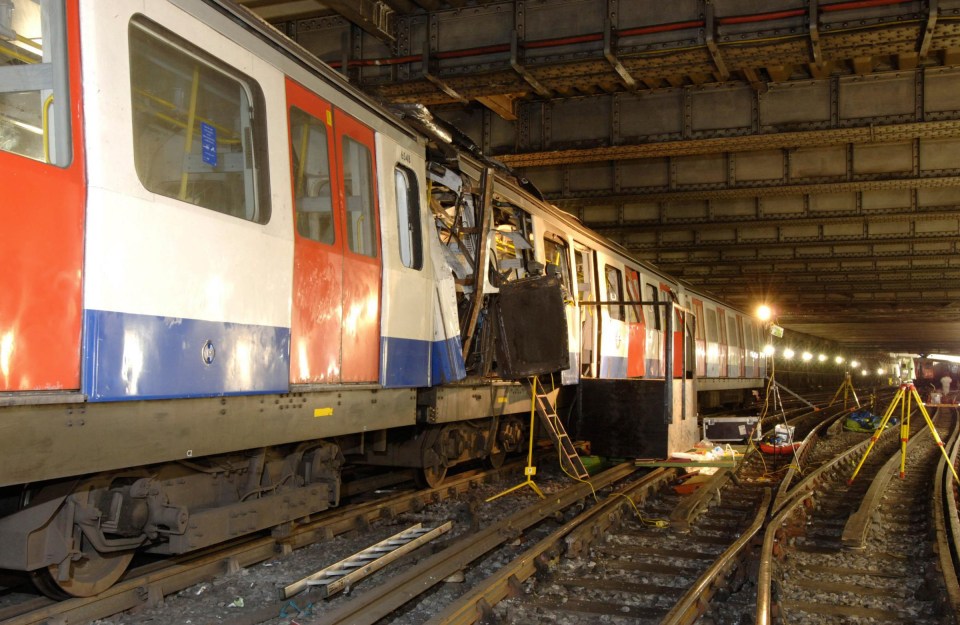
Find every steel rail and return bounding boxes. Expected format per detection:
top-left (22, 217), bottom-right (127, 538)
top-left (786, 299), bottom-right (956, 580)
top-left (660, 488), bottom-right (772, 625)
top-left (771, 407), bottom-right (855, 507)
top-left (933, 407), bottom-right (960, 616)
top-left (312, 462), bottom-right (640, 625)
top-left (842, 407), bottom-right (954, 547)
top-left (422, 467), bottom-right (677, 625)
top-left (1, 462), bottom-right (525, 625)
top-left (755, 411), bottom-right (922, 624)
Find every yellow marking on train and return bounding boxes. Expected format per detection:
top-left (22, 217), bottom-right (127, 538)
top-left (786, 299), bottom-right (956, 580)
top-left (326, 110), bottom-right (332, 126)
top-left (314, 407), bottom-right (334, 418)
top-left (496, 396), bottom-right (508, 403)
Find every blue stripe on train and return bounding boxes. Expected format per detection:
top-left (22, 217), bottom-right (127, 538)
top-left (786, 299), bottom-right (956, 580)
top-left (380, 335), bottom-right (466, 388)
top-left (600, 355), bottom-right (628, 379)
top-left (82, 309), bottom-right (290, 401)
top-left (380, 336), bottom-right (430, 387)
top-left (431, 335), bottom-right (466, 385)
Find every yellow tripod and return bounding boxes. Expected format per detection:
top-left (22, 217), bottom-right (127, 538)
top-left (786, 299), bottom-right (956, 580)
top-left (829, 372), bottom-right (860, 410)
top-left (848, 383), bottom-right (960, 484)
top-left (486, 378), bottom-right (545, 502)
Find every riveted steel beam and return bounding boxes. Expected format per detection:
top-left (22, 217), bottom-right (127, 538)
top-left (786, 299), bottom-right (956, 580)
top-left (552, 174), bottom-right (960, 206)
top-left (498, 119), bottom-right (960, 167)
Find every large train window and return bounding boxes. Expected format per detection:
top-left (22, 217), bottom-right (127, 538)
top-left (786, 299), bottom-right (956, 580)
top-left (129, 16), bottom-right (269, 223)
top-left (290, 107), bottom-right (333, 244)
top-left (727, 315), bottom-right (740, 350)
top-left (492, 203), bottom-right (533, 283)
top-left (394, 165), bottom-right (422, 269)
top-left (0, 0), bottom-right (70, 165)
top-left (705, 306), bottom-right (719, 344)
top-left (604, 265), bottom-right (624, 321)
top-left (342, 136), bottom-right (376, 257)
top-left (543, 234), bottom-right (572, 296)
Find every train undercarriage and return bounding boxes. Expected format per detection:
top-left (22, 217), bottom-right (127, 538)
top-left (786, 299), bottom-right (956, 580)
top-left (0, 383), bottom-right (531, 598)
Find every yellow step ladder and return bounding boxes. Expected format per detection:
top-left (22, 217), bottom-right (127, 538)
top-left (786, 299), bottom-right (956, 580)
top-left (528, 378), bottom-right (590, 481)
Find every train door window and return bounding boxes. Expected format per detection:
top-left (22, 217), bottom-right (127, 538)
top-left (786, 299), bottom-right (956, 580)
top-left (394, 165), bottom-right (422, 269)
top-left (290, 107), bottom-right (333, 244)
top-left (342, 136), bottom-right (376, 257)
top-left (604, 265), bottom-right (624, 321)
top-left (0, 0), bottom-right (70, 164)
top-left (646, 284), bottom-right (661, 331)
top-left (543, 234), bottom-right (572, 296)
top-left (129, 17), bottom-right (269, 223)
top-left (625, 270), bottom-right (642, 324)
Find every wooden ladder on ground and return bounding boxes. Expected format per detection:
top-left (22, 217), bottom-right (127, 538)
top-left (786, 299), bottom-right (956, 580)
top-left (528, 378), bottom-right (590, 481)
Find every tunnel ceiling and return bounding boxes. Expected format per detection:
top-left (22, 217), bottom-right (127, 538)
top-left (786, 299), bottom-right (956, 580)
top-left (242, 0), bottom-right (960, 357)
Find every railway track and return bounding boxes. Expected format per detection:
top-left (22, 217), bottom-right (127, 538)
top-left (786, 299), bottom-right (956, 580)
top-left (757, 405), bottom-right (960, 625)
top-left (4, 391), bottom-right (957, 625)
top-left (0, 462), bottom-right (524, 625)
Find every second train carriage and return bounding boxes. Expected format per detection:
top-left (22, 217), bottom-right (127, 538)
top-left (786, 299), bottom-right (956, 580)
top-left (0, 0), bottom-right (765, 597)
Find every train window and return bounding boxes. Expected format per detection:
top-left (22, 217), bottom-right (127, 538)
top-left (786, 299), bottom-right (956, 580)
top-left (0, 0), bottom-right (71, 165)
top-left (394, 165), bottom-right (422, 269)
top-left (543, 235), bottom-right (572, 296)
top-left (290, 107), bottom-right (333, 244)
top-left (603, 265), bottom-right (623, 321)
top-left (693, 300), bottom-right (706, 342)
top-left (342, 136), bottom-right (376, 257)
top-left (705, 307), bottom-right (719, 343)
top-left (492, 203), bottom-right (534, 282)
top-left (604, 265), bottom-right (624, 321)
top-left (646, 285), bottom-right (661, 331)
top-left (727, 316), bottom-right (740, 348)
top-left (129, 17), bottom-right (269, 223)
top-left (625, 270), bottom-right (642, 324)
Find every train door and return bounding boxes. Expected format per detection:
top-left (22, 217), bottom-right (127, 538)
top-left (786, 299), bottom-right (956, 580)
top-left (286, 80), bottom-right (342, 383)
top-left (692, 299), bottom-right (707, 377)
top-left (661, 284), bottom-right (685, 378)
top-left (286, 82), bottom-right (381, 383)
top-left (574, 244), bottom-right (597, 377)
top-left (717, 308), bottom-right (728, 378)
top-left (544, 233), bottom-right (578, 384)
top-left (599, 263), bottom-right (627, 378)
top-left (625, 269), bottom-right (645, 377)
top-left (335, 110), bottom-right (381, 382)
top-left (0, 1), bottom-right (83, 391)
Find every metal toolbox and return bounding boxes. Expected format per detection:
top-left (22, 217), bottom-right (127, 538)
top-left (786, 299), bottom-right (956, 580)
top-left (702, 416), bottom-right (760, 442)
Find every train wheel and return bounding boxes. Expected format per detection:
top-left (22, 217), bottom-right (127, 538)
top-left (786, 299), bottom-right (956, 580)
top-left (31, 537), bottom-right (134, 599)
top-left (486, 447), bottom-right (507, 469)
top-left (417, 463), bottom-right (448, 489)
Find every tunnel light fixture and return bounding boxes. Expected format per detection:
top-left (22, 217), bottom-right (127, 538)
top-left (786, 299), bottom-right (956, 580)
top-left (927, 353), bottom-right (960, 364)
top-left (763, 344), bottom-right (775, 356)
top-left (802, 351), bottom-right (813, 362)
top-left (835, 356), bottom-right (844, 364)
top-left (756, 305), bottom-right (772, 321)
top-left (877, 368), bottom-right (885, 375)
top-left (818, 354), bottom-right (827, 362)
top-left (850, 360), bottom-right (860, 368)
top-left (783, 348), bottom-right (795, 359)
top-left (861, 369), bottom-right (869, 376)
